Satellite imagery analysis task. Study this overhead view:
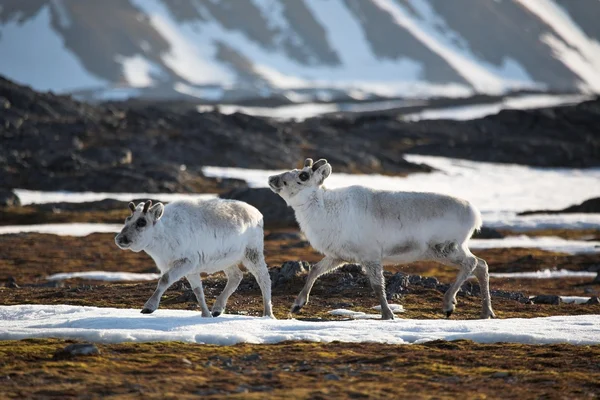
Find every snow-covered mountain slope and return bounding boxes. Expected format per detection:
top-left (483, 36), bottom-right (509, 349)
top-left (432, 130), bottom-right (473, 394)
top-left (1, 0), bottom-right (600, 101)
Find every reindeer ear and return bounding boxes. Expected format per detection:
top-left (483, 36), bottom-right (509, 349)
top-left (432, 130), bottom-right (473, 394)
top-left (304, 158), bottom-right (313, 168)
top-left (149, 203), bottom-right (164, 222)
top-left (143, 200), bottom-right (152, 213)
top-left (313, 159), bottom-right (331, 185)
top-left (312, 159), bottom-right (328, 172)
top-left (128, 202), bottom-right (136, 212)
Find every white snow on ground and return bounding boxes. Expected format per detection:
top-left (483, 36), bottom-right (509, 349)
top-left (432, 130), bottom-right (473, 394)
top-left (470, 236), bottom-right (600, 254)
top-left (1, 305), bottom-right (599, 345)
top-left (489, 269), bottom-right (598, 279)
top-left (404, 94), bottom-right (589, 121)
top-left (46, 272), bottom-right (160, 282)
top-left (559, 296), bottom-right (593, 304)
top-left (0, 5), bottom-right (108, 92)
top-left (372, 304), bottom-right (405, 313)
top-left (202, 155), bottom-right (600, 230)
top-left (13, 189), bottom-right (215, 206)
top-left (199, 98), bottom-right (425, 121)
top-left (515, 0), bottom-right (600, 92)
top-left (329, 304), bottom-right (404, 319)
top-left (484, 213), bottom-right (600, 232)
top-left (0, 223), bottom-right (122, 236)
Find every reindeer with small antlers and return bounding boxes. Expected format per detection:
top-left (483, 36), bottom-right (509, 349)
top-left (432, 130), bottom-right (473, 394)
top-left (115, 198), bottom-right (274, 318)
top-left (269, 158), bottom-right (494, 320)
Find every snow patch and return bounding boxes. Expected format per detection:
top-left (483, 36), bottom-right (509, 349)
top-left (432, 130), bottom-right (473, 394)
top-left (559, 296), bottom-right (593, 304)
top-left (46, 271), bottom-right (160, 282)
top-left (13, 189), bottom-right (216, 206)
top-left (0, 223), bottom-right (122, 236)
top-left (404, 94), bottom-right (589, 121)
top-left (115, 54), bottom-right (164, 87)
top-left (470, 236), bottom-right (600, 255)
top-left (490, 269), bottom-right (598, 279)
top-left (198, 98), bottom-right (426, 121)
top-left (329, 304), bottom-right (404, 319)
top-left (1, 305), bottom-right (599, 345)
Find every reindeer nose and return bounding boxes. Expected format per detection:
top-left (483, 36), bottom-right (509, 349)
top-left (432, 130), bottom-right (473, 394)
top-left (116, 235), bottom-right (130, 245)
top-left (269, 176), bottom-right (280, 187)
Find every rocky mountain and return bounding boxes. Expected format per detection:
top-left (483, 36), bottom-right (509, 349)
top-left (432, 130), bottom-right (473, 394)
top-left (1, 0), bottom-right (600, 103)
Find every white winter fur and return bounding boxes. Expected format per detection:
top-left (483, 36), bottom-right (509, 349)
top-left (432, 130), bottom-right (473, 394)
top-left (268, 158), bottom-right (494, 320)
top-left (115, 198), bottom-right (274, 318)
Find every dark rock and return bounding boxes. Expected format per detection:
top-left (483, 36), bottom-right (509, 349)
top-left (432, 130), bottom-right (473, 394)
top-left (241, 353), bottom-right (261, 362)
top-left (0, 189), bottom-right (20, 208)
top-left (220, 188), bottom-right (296, 229)
top-left (270, 261), bottom-right (311, 286)
top-left (472, 227), bottom-right (505, 239)
top-left (324, 373), bottom-right (341, 381)
top-left (586, 296), bottom-right (600, 304)
top-left (531, 295), bottom-right (562, 305)
top-left (53, 343), bottom-right (100, 359)
top-left (80, 147), bottom-right (132, 167)
top-left (519, 197), bottom-right (600, 216)
top-left (36, 198), bottom-right (126, 212)
top-left (386, 273), bottom-right (411, 300)
top-left (5, 276), bottom-right (19, 289)
top-left (490, 289), bottom-right (530, 304)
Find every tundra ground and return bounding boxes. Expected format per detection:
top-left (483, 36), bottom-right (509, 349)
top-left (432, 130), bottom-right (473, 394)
top-left (1, 230), bottom-right (599, 399)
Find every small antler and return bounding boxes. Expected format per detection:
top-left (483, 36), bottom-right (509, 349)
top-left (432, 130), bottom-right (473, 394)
top-left (304, 158), bottom-right (313, 168)
top-left (143, 200), bottom-right (152, 213)
top-left (312, 159), bottom-right (328, 171)
top-left (128, 202), bottom-right (136, 213)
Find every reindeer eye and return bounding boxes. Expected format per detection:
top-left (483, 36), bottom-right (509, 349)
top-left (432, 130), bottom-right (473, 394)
top-left (136, 219), bottom-right (147, 228)
top-left (299, 172), bottom-right (309, 181)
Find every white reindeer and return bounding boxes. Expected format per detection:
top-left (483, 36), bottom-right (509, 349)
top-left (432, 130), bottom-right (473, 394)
top-left (115, 199), bottom-right (274, 318)
top-left (268, 158), bottom-right (495, 320)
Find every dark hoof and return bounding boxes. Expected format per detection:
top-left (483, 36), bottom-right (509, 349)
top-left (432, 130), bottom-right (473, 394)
top-left (212, 311), bottom-right (222, 317)
top-left (141, 308), bottom-right (154, 314)
top-left (291, 305), bottom-right (303, 314)
top-left (445, 310), bottom-right (453, 318)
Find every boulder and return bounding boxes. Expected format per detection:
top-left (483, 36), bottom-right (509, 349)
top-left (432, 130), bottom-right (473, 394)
top-left (220, 187), bottom-right (296, 228)
top-left (519, 197), bottom-right (600, 216)
top-left (0, 189), bottom-right (20, 207)
top-left (530, 295), bottom-right (562, 305)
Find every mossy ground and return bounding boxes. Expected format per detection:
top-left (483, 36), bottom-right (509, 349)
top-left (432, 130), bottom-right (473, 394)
top-left (1, 339), bottom-right (599, 399)
top-left (0, 225), bottom-right (599, 398)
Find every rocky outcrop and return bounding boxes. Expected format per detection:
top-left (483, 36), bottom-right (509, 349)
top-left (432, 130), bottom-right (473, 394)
top-left (220, 188), bottom-right (296, 228)
top-left (2, 76), bottom-right (598, 193)
top-left (0, 189), bottom-right (20, 207)
top-left (519, 197), bottom-right (600, 216)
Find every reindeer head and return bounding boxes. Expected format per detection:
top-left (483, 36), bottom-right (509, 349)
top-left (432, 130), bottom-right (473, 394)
top-left (115, 200), bottom-right (164, 252)
top-left (268, 158), bottom-right (332, 204)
